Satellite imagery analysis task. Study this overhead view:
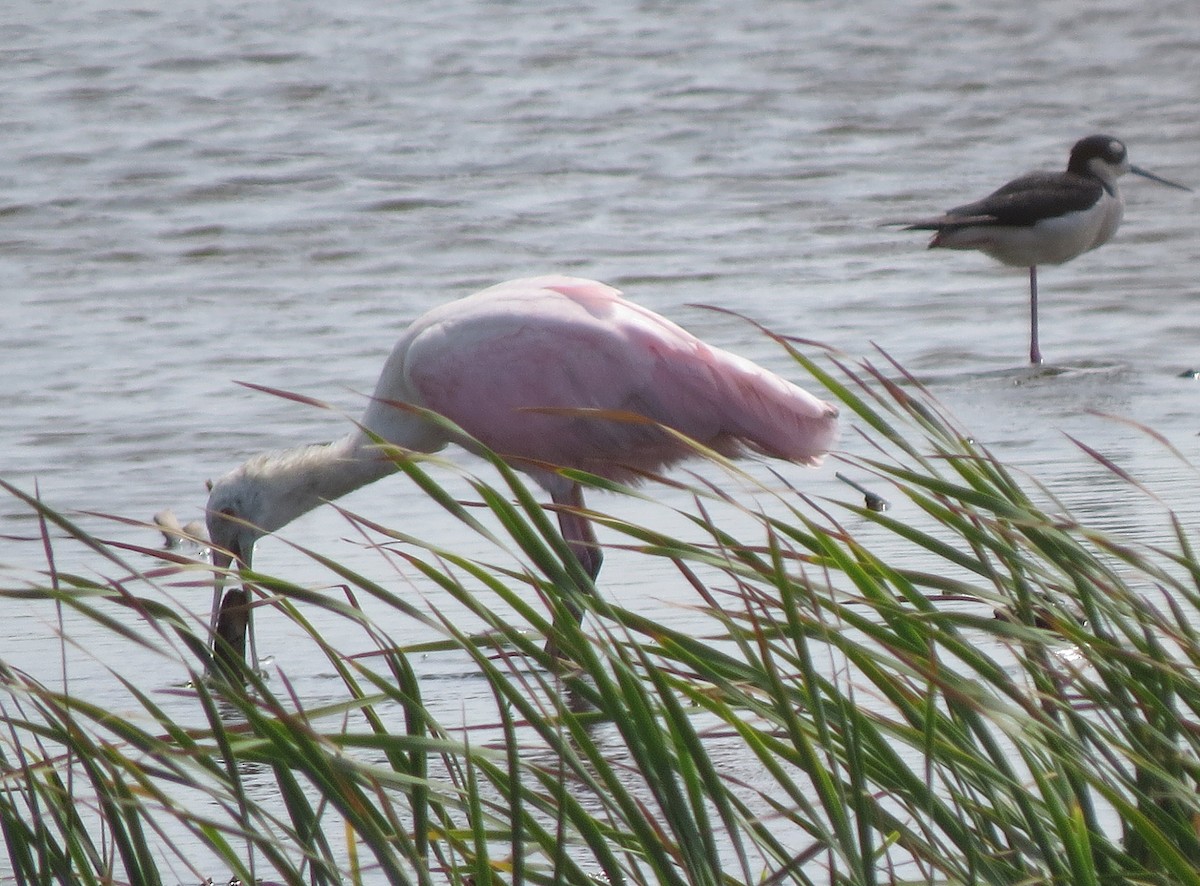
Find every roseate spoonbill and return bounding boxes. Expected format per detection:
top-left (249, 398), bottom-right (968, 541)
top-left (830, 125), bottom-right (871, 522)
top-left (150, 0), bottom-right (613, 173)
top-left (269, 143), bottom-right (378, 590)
top-left (899, 135), bottom-right (1189, 365)
top-left (205, 275), bottom-right (839, 671)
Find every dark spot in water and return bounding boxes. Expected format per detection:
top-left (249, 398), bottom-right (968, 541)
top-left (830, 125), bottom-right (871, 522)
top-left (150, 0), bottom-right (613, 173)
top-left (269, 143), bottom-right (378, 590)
top-left (239, 52), bottom-right (309, 65)
top-left (362, 197), bottom-right (455, 212)
top-left (143, 56), bottom-right (226, 73)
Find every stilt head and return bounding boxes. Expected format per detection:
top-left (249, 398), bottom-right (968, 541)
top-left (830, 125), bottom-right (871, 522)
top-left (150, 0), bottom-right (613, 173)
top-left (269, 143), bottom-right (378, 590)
top-left (1068, 135), bottom-right (1191, 192)
top-left (1067, 135), bottom-right (1131, 183)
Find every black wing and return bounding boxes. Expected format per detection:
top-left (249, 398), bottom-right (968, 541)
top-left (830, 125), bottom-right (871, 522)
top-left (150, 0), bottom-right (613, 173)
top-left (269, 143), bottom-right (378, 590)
top-left (906, 172), bottom-right (1104, 230)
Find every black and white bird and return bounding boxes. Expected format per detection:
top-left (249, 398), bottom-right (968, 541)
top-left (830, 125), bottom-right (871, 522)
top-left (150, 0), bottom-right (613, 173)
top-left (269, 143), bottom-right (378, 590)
top-left (900, 135), bottom-right (1190, 364)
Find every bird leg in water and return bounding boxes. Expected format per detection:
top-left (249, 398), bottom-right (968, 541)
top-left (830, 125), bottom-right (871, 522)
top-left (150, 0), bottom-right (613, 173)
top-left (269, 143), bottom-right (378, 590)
top-left (553, 483), bottom-right (603, 583)
top-left (544, 483), bottom-right (603, 654)
top-left (1029, 266), bottom-right (1042, 365)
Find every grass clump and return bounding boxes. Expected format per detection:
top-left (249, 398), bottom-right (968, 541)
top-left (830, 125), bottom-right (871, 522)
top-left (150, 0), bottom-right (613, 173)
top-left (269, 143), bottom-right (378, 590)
top-left (3, 342), bottom-right (1200, 886)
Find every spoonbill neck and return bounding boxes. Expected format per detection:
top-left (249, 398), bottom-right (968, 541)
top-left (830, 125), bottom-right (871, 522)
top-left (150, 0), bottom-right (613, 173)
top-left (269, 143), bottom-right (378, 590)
top-left (235, 432), bottom-right (400, 534)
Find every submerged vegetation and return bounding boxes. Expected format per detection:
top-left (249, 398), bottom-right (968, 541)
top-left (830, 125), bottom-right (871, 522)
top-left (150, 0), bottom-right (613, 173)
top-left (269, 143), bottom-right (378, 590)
top-left (4, 338), bottom-right (1200, 886)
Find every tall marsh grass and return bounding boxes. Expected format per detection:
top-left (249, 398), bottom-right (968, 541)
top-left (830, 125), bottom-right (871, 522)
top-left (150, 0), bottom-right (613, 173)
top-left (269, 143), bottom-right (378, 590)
top-left (4, 340), bottom-right (1200, 885)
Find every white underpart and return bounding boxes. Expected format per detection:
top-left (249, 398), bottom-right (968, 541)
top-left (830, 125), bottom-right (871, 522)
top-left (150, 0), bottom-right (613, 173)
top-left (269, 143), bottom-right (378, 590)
top-left (938, 188), bottom-right (1125, 268)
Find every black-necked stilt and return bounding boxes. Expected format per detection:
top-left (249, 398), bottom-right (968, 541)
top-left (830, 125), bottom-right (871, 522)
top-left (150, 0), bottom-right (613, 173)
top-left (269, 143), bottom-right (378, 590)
top-left (899, 135), bottom-right (1190, 364)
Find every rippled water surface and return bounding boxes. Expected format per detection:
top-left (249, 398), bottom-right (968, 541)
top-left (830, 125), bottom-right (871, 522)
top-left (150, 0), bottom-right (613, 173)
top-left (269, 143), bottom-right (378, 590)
top-left (2, 0), bottom-right (1199, 877)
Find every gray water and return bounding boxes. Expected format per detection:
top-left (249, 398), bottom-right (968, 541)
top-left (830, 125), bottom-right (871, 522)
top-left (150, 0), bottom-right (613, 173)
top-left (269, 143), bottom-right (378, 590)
top-left (2, 0), bottom-right (1199, 879)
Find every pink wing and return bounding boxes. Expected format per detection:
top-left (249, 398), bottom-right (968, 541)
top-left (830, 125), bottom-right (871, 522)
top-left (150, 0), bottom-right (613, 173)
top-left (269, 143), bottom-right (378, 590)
top-left (372, 276), bottom-right (838, 485)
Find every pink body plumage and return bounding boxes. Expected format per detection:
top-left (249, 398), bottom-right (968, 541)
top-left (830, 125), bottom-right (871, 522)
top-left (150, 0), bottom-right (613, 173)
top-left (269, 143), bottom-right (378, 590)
top-left (205, 275), bottom-right (838, 668)
top-left (363, 275), bottom-right (838, 495)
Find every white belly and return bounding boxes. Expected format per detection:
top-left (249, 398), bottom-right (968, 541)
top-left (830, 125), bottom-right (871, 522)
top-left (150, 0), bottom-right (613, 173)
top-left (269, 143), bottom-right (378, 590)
top-left (941, 192), bottom-right (1124, 267)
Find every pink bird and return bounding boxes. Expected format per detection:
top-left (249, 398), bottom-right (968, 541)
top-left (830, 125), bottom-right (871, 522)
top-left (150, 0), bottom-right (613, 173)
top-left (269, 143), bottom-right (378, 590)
top-left (205, 275), bottom-right (839, 671)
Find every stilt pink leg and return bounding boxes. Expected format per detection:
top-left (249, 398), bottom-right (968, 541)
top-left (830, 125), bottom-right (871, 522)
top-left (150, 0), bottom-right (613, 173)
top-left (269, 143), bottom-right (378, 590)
top-left (1029, 266), bottom-right (1042, 365)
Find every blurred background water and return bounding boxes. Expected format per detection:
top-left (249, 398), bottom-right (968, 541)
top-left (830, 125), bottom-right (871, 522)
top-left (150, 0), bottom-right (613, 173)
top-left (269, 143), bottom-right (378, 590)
top-left (1, 0), bottom-right (1198, 878)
